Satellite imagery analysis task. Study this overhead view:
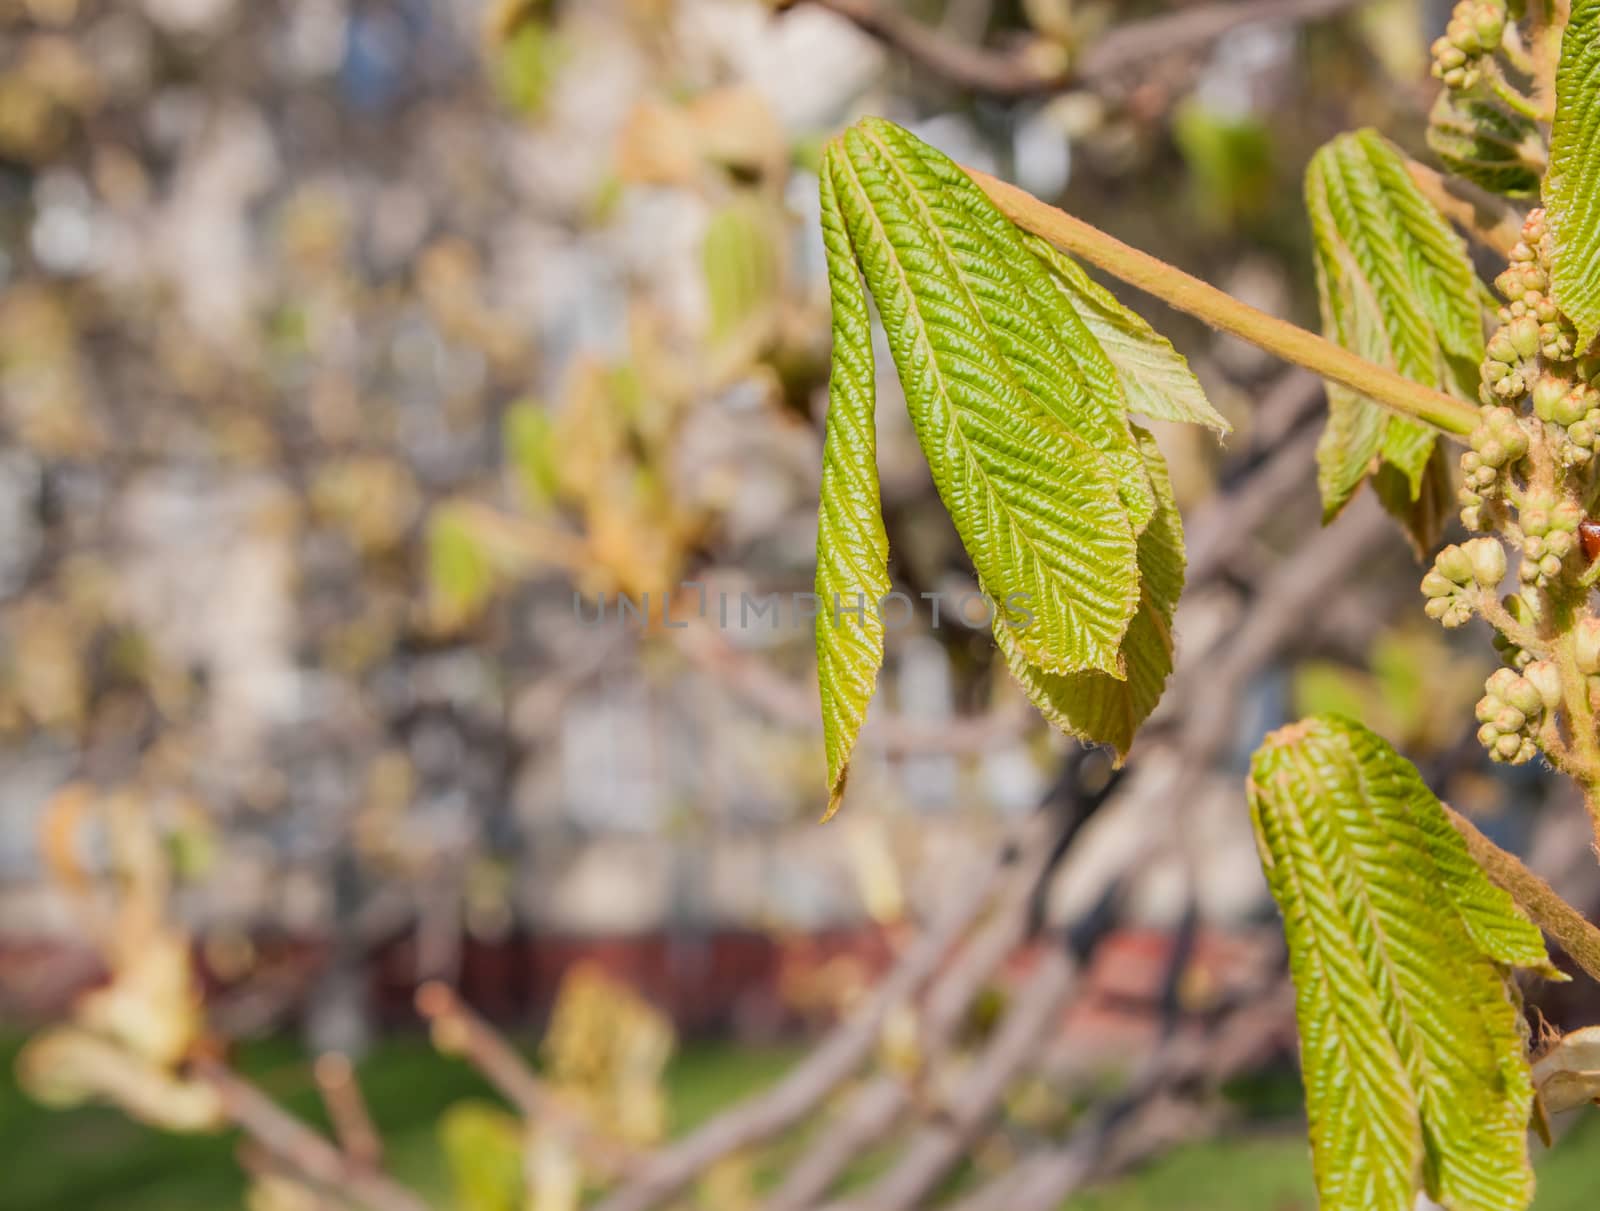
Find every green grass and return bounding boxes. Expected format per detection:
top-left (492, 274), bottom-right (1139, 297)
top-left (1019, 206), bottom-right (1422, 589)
top-left (3, 1031), bottom-right (1599, 1210)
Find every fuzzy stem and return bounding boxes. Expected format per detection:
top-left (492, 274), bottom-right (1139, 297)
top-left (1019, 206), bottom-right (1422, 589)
top-left (1444, 803), bottom-right (1600, 983)
top-left (1529, 0), bottom-right (1567, 115)
top-left (1482, 59), bottom-right (1554, 122)
top-left (965, 168), bottom-right (1482, 439)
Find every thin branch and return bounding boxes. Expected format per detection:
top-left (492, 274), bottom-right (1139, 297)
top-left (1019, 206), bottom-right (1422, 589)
top-left (830, 949), bottom-right (1079, 1211)
top-left (414, 982), bottom-right (641, 1180)
top-left (313, 1053), bottom-right (383, 1172)
top-left (764, 809), bottom-right (1078, 1211)
top-left (193, 1059), bottom-right (433, 1211)
top-left (587, 818), bottom-right (1037, 1211)
top-left (1443, 804), bottom-right (1600, 985)
top-left (781, 0), bottom-right (1367, 97)
top-left (965, 167), bottom-right (1482, 438)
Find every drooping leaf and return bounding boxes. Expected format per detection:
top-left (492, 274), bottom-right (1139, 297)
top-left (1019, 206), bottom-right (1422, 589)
top-left (994, 426), bottom-right (1184, 761)
top-left (826, 121), bottom-right (1142, 678)
top-left (1546, 0), bottom-right (1600, 352)
top-left (866, 120), bottom-right (1159, 535)
top-left (1249, 716), bottom-right (1553, 1211)
top-left (1023, 234), bottom-right (1231, 435)
top-left (1426, 92), bottom-right (1543, 199)
top-left (815, 152), bottom-right (891, 820)
top-left (1305, 129), bottom-right (1483, 547)
top-left (814, 117), bottom-right (1224, 811)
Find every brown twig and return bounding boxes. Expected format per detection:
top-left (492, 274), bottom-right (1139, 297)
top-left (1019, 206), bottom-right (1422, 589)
top-left (1443, 804), bottom-right (1600, 985)
top-left (781, 0), bottom-right (1367, 97)
top-left (829, 949), bottom-right (1079, 1211)
top-left (414, 982), bottom-right (640, 1180)
top-left (764, 811), bottom-right (1077, 1211)
top-left (588, 820), bottom-right (1035, 1211)
top-left (313, 1053), bottom-right (383, 1172)
top-left (193, 1058), bottom-right (433, 1211)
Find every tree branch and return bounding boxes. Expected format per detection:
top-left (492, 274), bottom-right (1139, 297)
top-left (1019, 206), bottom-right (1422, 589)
top-left (1443, 804), bottom-right (1600, 985)
top-left (587, 820), bottom-right (1036, 1211)
top-left (415, 982), bottom-right (641, 1180)
top-left (781, 0), bottom-right (1367, 98)
top-left (193, 1059), bottom-right (433, 1211)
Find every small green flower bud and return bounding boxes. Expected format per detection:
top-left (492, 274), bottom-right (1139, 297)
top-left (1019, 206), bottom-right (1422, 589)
top-left (1487, 331), bottom-right (1519, 365)
top-left (1532, 374), bottom-right (1568, 420)
top-left (1571, 421), bottom-right (1596, 448)
top-left (1494, 706), bottom-right (1528, 734)
top-left (1492, 370), bottom-right (1527, 399)
top-left (1509, 316), bottom-right (1542, 359)
top-left (1495, 732), bottom-right (1525, 761)
top-left (1522, 506), bottom-right (1551, 536)
top-left (1487, 667), bottom-right (1521, 697)
top-left (1555, 389), bottom-right (1589, 427)
top-left (1435, 544), bottom-right (1474, 584)
top-left (1502, 675), bottom-right (1542, 717)
top-left (1476, 694), bottom-right (1504, 723)
top-left (1425, 596), bottom-right (1454, 621)
top-left (1422, 570), bottom-right (1457, 598)
top-left (1478, 721), bottom-right (1501, 749)
top-left (1525, 660), bottom-right (1563, 711)
top-left (1464, 538), bottom-right (1506, 586)
top-left (1548, 530), bottom-right (1577, 559)
top-left (1541, 553), bottom-right (1565, 580)
top-left (1543, 325), bottom-right (1577, 362)
top-left (1526, 535), bottom-right (1546, 560)
top-left (1576, 617), bottom-right (1600, 675)
top-left (1510, 240), bottom-right (1536, 264)
top-left (1496, 268), bottom-right (1526, 301)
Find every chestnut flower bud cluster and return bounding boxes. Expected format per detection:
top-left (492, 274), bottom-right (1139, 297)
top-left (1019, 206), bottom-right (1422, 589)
top-left (1421, 538), bottom-right (1506, 626)
top-left (1431, 0), bottom-right (1507, 90)
top-left (1519, 498), bottom-right (1585, 588)
top-left (1458, 406), bottom-right (1527, 530)
top-left (1475, 662), bottom-right (1559, 765)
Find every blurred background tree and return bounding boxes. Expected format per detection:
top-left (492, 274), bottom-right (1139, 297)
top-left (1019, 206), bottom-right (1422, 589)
top-left (2, 1), bottom-right (1598, 1209)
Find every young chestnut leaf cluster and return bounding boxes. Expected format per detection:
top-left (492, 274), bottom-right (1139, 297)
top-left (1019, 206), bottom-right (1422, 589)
top-left (812, 118), bottom-right (1223, 817)
top-left (1426, 0), bottom-right (1548, 198)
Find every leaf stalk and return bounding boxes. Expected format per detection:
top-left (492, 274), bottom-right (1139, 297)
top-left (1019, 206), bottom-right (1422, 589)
top-left (964, 168), bottom-right (1483, 440)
